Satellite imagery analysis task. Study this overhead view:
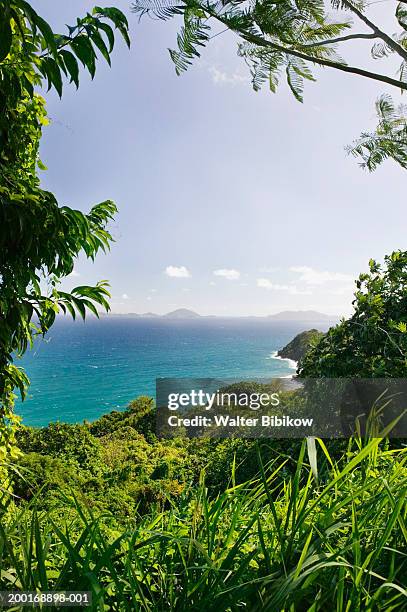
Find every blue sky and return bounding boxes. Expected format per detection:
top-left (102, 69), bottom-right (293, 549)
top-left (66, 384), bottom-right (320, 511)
top-left (33, 1), bottom-right (405, 316)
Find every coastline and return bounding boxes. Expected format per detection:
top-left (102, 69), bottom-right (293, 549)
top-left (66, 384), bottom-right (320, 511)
top-left (268, 350), bottom-right (298, 377)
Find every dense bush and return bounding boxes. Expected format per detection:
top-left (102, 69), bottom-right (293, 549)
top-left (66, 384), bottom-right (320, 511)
top-left (18, 423), bottom-right (103, 471)
top-left (1, 335), bottom-right (405, 610)
top-left (1, 436), bottom-right (405, 610)
top-left (300, 252), bottom-right (407, 377)
top-left (278, 329), bottom-right (324, 363)
top-left (89, 395), bottom-right (157, 440)
top-left (12, 398), bottom-right (210, 517)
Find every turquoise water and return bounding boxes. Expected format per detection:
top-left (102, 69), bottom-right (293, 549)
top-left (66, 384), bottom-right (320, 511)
top-left (16, 317), bottom-right (332, 426)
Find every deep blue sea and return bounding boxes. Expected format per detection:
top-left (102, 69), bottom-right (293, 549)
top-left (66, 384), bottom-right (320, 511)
top-left (16, 317), bottom-right (333, 426)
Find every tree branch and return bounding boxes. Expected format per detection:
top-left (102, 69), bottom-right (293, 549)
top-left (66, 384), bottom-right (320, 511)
top-left (341, 0), bottom-right (407, 62)
top-left (248, 33), bottom-right (407, 90)
top-left (206, 8), bottom-right (407, 91)
top-left (302, 32), bottom-right (376, 48)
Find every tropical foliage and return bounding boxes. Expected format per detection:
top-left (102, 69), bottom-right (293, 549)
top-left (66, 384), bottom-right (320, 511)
top-left (278, 328), bottom-right (324, 363)
top-left (349, 94), bottom-right (407, 171)
top-left (1, 3), bottom-right (406, 610)
top-left (0, 2), bottom-right (130, 466)
top-left (300, 250), bottom-right (407, 377)
top-left (1, 304), bottom-right (405, 608)
top-left (1, 415), bottom-right (405, 610)
top-left (132, 0), bottom-right (407, 169)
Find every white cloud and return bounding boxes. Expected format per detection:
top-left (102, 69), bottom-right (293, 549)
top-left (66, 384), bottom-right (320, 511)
top-left (209, 281), bottom-right (216, 286)
top-left (290, 266), bottom-right (353, 285)
top-left (256, 278), bottom-right (311, 295)
top-left (209, 66), bottom-right (249, 86)
top-left (165, 265), bottom-right (191, 278)
top-left (122, 293), bottom-right (130, 300)
top-left (213, 268), bottom-right (240, 281)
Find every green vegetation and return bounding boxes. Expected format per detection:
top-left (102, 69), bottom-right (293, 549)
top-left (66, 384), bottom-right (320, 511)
top-left (1, 1), bottom-right (407, 609)
top-left (278, 329), bottom-right (324, 364)
top-left (1, 419), bottom-right (406, 610)
top-left (0, 352), bottom-right (406, 608)
top-left (0, 1), bottom-right (129, 468)
top-left (9, 394), bottom-right (300, 516)
top-left (13, 398), bottom-right (194, 517)
top-left (300, 251), bottom-right (407, 377)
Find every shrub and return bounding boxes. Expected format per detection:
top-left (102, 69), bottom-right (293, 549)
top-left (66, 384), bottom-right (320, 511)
top-left (1, 437), bottom-right (405, 610)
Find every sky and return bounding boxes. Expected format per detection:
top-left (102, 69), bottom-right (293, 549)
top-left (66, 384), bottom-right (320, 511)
top-left (31, 0), bottom-right (405, 317)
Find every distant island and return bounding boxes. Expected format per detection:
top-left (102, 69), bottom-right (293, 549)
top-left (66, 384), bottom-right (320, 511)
top-left (267, 310), bottom-right (334, 322)
top-left (105, 308), bottom-right (338, 322)
top-left (114, 308), bottom-right (202, 319)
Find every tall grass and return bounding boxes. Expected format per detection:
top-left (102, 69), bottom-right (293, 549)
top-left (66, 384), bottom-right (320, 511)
top-left (0, 436), bottom-right (406, 611)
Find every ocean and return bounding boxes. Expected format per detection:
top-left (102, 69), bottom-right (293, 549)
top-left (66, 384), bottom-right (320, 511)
top-left (16, 317), bottom-right (333, 426)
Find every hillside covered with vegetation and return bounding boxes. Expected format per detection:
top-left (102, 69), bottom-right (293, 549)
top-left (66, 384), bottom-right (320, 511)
top-left (0, 394), bottom-right (405, 610)
top-left (277, 329), bottom-right (324, 364)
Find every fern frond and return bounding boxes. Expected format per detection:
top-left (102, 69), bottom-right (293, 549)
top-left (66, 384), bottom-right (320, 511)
top-left (131, 0), bottom-right (184, 20)
top-left (399, 61), bottom-right (407, 87)
top-left (285, 57), bottom-right (315, 102)
top-left (296, 0), bottom-right (326, 22)
top-left (169, 12), bottom-right (210, 74)
top-left (331, 0), bottom-right (366, 11)
top-left (348, 94), bottom-right (407, 170)
top-left (371, 40), bottom-right (394, 60)
top-left (299, 20), bottom-right (351, 44)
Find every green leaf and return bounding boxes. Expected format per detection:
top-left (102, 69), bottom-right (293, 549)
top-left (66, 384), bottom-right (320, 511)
top-left (0, 11), bottom-right (12, 62)
top-left (40, 57), bottom-right (63, 97)
top-left (34, 13), bottom-right (59, 59)
top-left (37, 159), bottom-right (47, 171)
top-left (59, 49), bottom-right (80, 88)
top-left (70, 36), bottom-right (96, 78)
top-left (286, 62), bottom-right (304, 103)
top-left (94, 6), bottom-right (129, 29)
top-left (96, 21), bottom-right (115, 53)
top-left (94, 6), bottom-right (130, 48)
top-left (88, 26), bottom-right (111, 65)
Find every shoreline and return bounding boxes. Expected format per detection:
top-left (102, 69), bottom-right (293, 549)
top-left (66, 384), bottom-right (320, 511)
top-left (268, 350), bottom-right (298, 377)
